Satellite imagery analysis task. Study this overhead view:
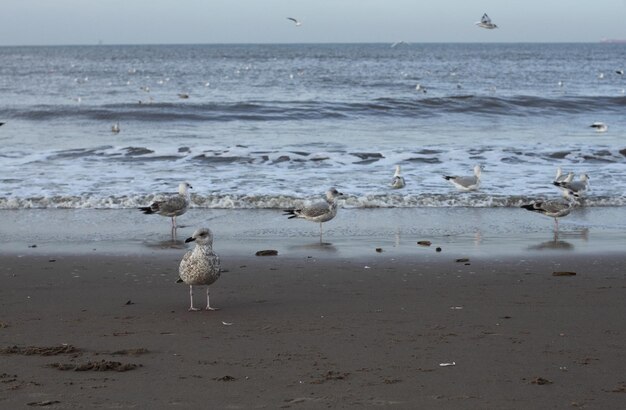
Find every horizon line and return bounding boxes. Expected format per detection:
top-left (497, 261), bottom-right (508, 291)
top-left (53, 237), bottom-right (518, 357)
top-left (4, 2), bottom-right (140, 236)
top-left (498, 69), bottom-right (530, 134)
top-left (0, 40), bottom-right (621, 48)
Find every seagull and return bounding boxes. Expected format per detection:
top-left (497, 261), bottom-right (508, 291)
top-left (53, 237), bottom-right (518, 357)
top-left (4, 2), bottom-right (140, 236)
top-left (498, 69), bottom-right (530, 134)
top-left (415, 83), bottom-right (427, 93)
top-left (476, 13), bottom-right (498, 29)
top-left (554, 173), bottom-right (590, 199)
top-left (391, 165), bottom-right (406, 189)
top-left (616, 69), bottom-right (624, 75)
top-left (553, 167), bottom-right (573, 184)
top-left (598, 72), bottom-right (605, 79)
top-left (178, 93), bottom-right (190, 99)
top-left (139, 182), bottom-right (192, 229)
top-left (443, 165), bottom-right (482, 191)
top-left (590, 122), bottom-right (607, 133)
top-left (521, 199), bottom-right (573, 231)
top-left (179, 228), bottom-right (221, 311)
top-left (283, 188), bottom-right (344, 243)
top-left (111, 122), bottom-right (120, 134)
top-left (0, 122), bottom-right (5, 126)
top-left (287, 17), bottom-right (302, 26)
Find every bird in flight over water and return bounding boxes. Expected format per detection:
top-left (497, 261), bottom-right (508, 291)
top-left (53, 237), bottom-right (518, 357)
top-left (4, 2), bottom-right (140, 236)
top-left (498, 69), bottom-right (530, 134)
top-left (476, 13), bottom-right (498, 29)
top-left (287, 17), bottom-right (302, 26)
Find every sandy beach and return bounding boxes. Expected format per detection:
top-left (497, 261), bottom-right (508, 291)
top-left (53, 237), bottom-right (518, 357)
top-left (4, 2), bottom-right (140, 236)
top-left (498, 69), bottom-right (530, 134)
top-left (1, 208), bottom-right (625, 408)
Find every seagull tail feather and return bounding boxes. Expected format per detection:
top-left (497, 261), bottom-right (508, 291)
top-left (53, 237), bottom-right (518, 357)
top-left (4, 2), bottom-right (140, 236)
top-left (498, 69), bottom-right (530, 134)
top-left (139, 206), bottom-right (155, 214)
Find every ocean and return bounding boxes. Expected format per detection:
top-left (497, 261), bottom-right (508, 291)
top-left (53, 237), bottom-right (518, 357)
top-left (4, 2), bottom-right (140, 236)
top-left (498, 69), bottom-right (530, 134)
top-left (1, 43), bottom-right (625, 209)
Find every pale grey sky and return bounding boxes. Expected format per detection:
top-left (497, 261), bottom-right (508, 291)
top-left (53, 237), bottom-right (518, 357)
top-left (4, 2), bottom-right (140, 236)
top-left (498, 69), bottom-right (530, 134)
top-left (1, 0), bottom-right (625, 46)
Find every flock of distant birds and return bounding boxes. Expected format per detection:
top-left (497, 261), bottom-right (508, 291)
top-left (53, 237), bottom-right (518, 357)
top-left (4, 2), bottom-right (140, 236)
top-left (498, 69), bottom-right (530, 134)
top-left (138, 160), bottom-right (589, 311)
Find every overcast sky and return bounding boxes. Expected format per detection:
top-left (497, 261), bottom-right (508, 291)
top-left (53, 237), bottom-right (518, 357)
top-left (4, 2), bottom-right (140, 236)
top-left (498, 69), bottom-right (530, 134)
top-left (1, 0), bottom-right (626, 46)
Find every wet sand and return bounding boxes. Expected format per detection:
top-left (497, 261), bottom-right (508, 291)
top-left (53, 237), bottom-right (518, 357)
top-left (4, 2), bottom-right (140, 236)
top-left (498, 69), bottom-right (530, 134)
top-left (1, 209), bottom-right (625, 408)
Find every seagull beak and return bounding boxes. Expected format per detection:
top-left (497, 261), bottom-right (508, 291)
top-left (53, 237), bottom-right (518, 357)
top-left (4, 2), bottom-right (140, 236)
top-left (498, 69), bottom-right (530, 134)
top-left (185, 236), bottom-right (196, 243)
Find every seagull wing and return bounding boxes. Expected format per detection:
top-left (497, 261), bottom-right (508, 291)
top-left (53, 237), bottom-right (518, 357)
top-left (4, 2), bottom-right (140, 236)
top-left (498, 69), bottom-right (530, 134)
top-left (152, 194), bottom-right (189, 216)
top-left (299, 201), bottom-right (331, 218)
top-left (287, 17), bottom-right (299, 23)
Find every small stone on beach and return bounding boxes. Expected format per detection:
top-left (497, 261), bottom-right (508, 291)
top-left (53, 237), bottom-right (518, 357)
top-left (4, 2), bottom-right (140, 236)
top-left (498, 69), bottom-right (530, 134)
top-left (436, 247), bottom-right (442, 252)
top-left (255, 250), bottom-right (278, 256)
top-left (456, 258), bottom-right (470, 263)
top-left (553, 271), bottom-right (576, 276)
top-left (530, 377), bottom-right (553, 385)
top-left (375, 248), bottom-right (383, 253)
top-left (417, 241), bottom-right (432, 246)
top-left (28, 244), bottom-right (37, 248)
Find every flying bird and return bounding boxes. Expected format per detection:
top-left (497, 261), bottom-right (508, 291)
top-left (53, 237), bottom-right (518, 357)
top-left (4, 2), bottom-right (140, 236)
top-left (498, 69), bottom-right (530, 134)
top-left (444, 165), bottom-right (482, 191)
top-left (590, 122), bottom-right (607, 133)
top-left (139, 182), bottom-right (192, 229)
top-left (476, 13), bottom-right (498, 29)
top-left (283, 188), bottom-right (344, 243)
top-left (287, 17), bottom-right (302, 26)
top-left (179, 227), bottom-right (222, 311)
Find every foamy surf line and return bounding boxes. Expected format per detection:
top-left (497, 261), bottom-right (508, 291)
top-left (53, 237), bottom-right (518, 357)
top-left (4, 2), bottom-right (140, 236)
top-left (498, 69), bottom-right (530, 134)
top-left (1, 194), bottom-right (625, 209)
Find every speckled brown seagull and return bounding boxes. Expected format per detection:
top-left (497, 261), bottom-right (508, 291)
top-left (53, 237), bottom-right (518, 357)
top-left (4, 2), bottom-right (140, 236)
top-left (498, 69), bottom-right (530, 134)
top-left (179, 227), bottom-right (222, 311)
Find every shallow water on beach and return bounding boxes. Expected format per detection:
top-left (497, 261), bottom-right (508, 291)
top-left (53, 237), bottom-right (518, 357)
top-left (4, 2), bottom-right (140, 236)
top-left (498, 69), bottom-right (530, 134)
top-left (1, 208), bottom-right (624, 258)
top-left (1, 43), bottom-right (625, 209)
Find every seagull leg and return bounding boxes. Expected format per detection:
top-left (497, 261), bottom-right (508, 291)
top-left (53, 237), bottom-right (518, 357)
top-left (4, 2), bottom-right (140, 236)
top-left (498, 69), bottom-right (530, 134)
top-left (172, 216), bottom-right (177, 229)
top-left (319, 223), bottom-right (323, 244)
top-left (554, 218), bottom-right (559, 232)
top-left (188, 285), bottom-right (200, 311)
top-left (205, 286), bottom-right (219, 311)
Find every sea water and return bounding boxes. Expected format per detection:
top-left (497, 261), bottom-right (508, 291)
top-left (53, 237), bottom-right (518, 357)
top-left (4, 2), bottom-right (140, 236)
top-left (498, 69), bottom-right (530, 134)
top-left (1, 43), bottom-right (625, 209)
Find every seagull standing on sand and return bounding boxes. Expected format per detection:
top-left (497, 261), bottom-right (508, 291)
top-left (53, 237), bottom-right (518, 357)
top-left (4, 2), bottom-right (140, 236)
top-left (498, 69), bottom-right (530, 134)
top-left (287, 17), bottom-right (302, 26)
top-left (111, 122), bottom-right (120, 134)
top-left (590, 122), bottom-right (607, 133)
top-left (139, 182), bottom-right (192, 229)
top-left (616, 70), bottom-right (624, 75)
top-left (521, 199), bottom-right (573, 231)
top-left (283, 188), bottom-right (344, 242)
top-left (476, 13), bottom-right (498, 29)
top-left (391, 165), bottom-right (406, 189)
top-left (554, 173), bottom-right (590, 199)
top-left (179, 228), bottom-right (221, 311)
top-left (444, 165), bottom-right (482, 191)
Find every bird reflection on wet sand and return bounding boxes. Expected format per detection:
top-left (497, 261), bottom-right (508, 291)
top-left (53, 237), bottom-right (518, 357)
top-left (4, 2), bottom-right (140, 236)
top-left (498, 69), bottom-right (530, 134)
top-left (528, 228), bottom-right (589, 251)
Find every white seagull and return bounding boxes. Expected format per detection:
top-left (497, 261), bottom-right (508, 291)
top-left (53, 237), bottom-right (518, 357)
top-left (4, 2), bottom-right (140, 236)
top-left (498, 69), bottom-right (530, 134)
top-left (139, 182), bottom-right (192, 229)
top-left (391, 165), bottom-right (406, 189)
top-left (287, 17), bottom-right (302, 26)
top-left (553, 167), bottom-right (573, 184)
top-left (590, 122), bottom-right (607, 133)
top-left (476, 13), bottom-right (498, 29)
top-left (283, 188), bottom-right (344, 242)
top-left (554, 174), bottom-right (590, 199)
top-left (179, 228), bottom-right (221, 311)
top-left (521, 199), bottom-right (573, 231)
top-left (444, 165), bottom-right (482, 191)
top-left (111, 122), bottom-right (120, 134)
